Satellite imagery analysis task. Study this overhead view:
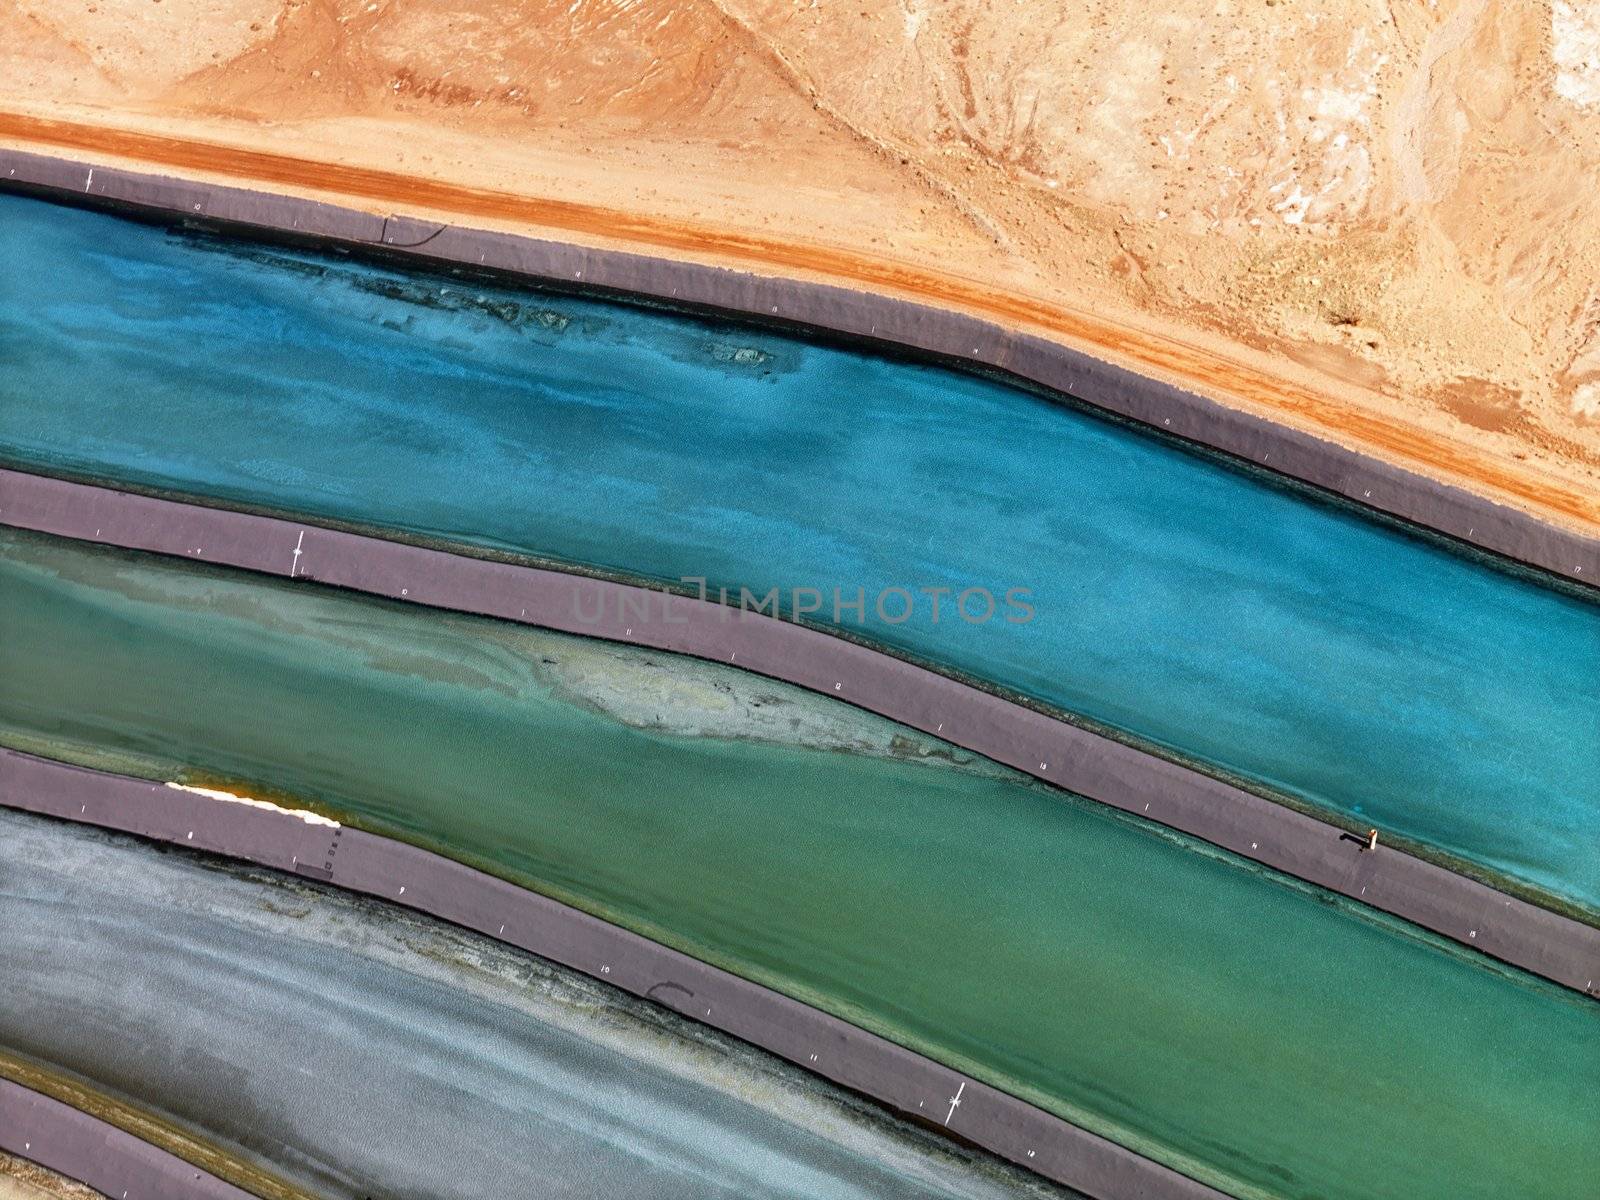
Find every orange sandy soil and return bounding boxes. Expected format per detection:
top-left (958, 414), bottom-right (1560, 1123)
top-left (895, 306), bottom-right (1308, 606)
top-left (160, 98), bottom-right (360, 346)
top-left (4, 0), bottom-right (1599, 534)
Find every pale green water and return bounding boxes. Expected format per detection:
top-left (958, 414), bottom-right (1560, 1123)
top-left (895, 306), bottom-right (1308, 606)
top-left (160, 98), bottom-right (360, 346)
top-left (1, 528), bottom-right (1595, 1200)
top-left (0, 808), bottom-right (1067, 1200)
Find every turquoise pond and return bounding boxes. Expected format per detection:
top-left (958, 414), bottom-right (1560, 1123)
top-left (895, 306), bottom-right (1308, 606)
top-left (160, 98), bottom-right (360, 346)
top-left (0, 192), bottom-right (1597, 914)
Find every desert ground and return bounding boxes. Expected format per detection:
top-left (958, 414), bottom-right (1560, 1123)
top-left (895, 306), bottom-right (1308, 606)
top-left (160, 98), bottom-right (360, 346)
top-left (0, 1150), bottom-right (100, 1199)
top-left (4, 1), bottom-right (1599, 532)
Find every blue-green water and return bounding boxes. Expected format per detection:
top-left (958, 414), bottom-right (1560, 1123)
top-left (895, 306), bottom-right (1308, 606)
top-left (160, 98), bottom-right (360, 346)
top-left (1, 193), bottom-right (1597, 914)
top-left (3, 530), bottom-right (1598, 1200)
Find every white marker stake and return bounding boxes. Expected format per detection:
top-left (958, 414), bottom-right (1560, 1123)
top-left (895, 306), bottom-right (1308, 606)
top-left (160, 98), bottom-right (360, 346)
top-left (290, 530), bottom-right (305, 577)
top-left (945, 1081), bottom-right (965, 1125)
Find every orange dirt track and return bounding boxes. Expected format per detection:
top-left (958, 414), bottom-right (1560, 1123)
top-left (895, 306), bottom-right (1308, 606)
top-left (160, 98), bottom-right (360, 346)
top-left (4, 110), bottom-right (1597, 538)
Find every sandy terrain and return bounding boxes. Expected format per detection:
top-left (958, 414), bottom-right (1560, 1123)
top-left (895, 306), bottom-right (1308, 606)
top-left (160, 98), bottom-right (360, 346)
top-left (0, 1151), bottom-right (101, 1200)
top-left (3, 1), bottom-right (1599, 533)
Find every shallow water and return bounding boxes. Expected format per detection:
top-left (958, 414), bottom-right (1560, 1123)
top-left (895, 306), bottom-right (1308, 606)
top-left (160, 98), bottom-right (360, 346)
top-left (3, 530), bottom-right (1596, 1200)
top-left (1, 194), bottom-right (1596, 914)
top-left (0, 808), bottom-right (1065, 1200)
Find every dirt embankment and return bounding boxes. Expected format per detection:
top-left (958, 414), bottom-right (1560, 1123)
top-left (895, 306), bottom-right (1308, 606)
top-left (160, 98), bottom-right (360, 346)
top-left (0, 1149), bottom-right (102, 1200)
top-left (4, 1), bottom-right (1599, 533)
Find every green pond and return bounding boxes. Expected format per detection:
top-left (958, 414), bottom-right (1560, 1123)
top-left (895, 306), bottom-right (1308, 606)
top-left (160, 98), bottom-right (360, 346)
top-left (2, 527), bottom-right (1596, 1200)
top-left (0, 808), bottom-right (1062, 1200)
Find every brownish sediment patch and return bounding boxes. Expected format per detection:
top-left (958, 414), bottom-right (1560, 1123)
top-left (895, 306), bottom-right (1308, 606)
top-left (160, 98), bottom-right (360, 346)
top-left (2, 1), bottom-right (1598, 532)
top-left (1433, 376), bottom-right (1528, 434)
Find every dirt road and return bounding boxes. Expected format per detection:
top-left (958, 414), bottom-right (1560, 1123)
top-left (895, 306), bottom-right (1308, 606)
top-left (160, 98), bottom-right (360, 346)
top-left (3, 110), bottom-right (1595, 536)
